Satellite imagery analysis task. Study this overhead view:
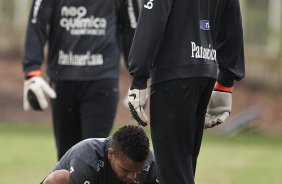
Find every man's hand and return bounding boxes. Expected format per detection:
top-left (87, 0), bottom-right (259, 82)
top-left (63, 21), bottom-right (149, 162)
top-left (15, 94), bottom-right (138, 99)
top-left (204, 90), bottom-right (232, 129)
top-left (127, 88), bottom-right (148, 126)
top-left (23, 76), bottom-right (56, 111)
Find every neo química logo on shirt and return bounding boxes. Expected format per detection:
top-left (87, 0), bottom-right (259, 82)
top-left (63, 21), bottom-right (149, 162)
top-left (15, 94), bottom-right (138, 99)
top-left (60, 6), bottom-right (107, 36)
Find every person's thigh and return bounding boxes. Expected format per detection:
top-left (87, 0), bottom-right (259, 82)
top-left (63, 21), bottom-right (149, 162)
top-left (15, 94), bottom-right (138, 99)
top-left (79, 79), bottom-right (119, 138)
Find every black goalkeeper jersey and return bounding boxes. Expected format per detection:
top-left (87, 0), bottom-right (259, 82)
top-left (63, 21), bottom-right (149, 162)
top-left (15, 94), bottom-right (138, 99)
top-left (128, 0), bottom-right (245, 89)
top-left (23, 0), bottom-right (140, 81)
top-left (43, 138), bottom-right (158, 184)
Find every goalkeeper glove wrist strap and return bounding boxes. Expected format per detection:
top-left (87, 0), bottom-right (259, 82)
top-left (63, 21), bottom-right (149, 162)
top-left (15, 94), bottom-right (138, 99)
top-left (214, 82), bottom-right (233, 93)
top-left (25, 69), bottom-right (42, 79)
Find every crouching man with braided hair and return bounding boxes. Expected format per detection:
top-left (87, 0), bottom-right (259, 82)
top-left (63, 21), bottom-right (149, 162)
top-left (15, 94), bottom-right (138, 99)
top-left (40, 125), bottom-right (159, 184)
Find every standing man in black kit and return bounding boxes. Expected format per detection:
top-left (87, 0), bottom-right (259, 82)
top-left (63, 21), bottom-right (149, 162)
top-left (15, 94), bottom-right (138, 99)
top-left (22, 0), bottom-right (140, 160)
top-left (127, 0), bottom-right (245, 184)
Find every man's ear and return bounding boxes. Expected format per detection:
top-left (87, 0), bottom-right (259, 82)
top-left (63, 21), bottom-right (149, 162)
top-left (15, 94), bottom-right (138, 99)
top-left (108, 147), bottom-right (114, 160)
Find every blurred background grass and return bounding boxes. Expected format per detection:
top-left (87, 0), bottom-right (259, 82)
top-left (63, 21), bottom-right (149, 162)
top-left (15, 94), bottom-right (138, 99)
top-left (0, 123), bottom-right (281, 184)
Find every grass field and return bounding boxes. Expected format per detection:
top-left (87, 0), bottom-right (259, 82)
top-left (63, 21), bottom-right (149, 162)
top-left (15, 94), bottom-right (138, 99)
top-left (0, 123), bottom-right (282, 184)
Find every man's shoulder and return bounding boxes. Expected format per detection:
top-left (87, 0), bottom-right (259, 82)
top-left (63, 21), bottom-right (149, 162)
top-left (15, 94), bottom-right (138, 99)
top-left (77, 137), bottom-right (112, 147)
top-left (75, 137), bottom-right (111, 153)
top-left (66, 137), bottom-right (112, 163)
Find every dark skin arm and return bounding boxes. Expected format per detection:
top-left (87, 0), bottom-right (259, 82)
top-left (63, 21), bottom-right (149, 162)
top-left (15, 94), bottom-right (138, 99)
top-left (42, 170), bottom-right (70, 184)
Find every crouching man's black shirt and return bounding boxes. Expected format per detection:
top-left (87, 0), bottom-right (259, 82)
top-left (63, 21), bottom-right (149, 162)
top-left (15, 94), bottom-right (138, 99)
top-left (41, 138), bottom-right (158, 184)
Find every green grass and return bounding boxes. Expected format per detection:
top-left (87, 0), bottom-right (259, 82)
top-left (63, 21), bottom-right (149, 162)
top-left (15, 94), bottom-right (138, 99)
top-left (0, 123), bottom-right (282, 184)
top-left (196, 133), bottom-right (282, 184)
top-left (0, 123), bottom-right (57, 184)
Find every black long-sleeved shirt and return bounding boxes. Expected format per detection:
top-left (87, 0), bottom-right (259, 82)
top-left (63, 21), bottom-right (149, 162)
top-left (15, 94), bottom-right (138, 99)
top-left (23, 0), bottom-right (140, 81)
top-left (128, 0), bottom-right (245, 89)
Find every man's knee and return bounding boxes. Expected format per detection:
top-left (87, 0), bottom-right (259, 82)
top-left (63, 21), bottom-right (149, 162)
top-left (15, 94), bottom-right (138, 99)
top-left (43, 170), bottom-right (70, 184)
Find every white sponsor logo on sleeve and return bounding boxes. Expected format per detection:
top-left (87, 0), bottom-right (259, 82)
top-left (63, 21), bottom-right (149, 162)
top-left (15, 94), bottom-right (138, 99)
top-left (31, 0), bottom-right (43, 23)
top-left (127, 0), bottom-right (138, 28)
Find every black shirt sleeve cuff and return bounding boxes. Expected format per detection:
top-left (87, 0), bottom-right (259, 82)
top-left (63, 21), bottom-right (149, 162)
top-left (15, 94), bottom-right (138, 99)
top-left (217, 70), bottom-right (235, 87)
top-left (131, 77), bottom-right (148, 90)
